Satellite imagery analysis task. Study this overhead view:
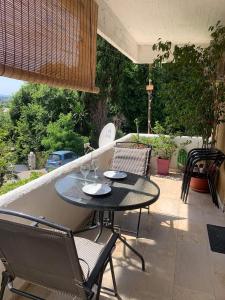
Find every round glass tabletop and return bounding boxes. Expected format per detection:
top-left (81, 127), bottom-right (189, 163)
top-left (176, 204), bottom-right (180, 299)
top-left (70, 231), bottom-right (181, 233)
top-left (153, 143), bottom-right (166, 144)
top-left (55, 171), bottom-right (160, 211)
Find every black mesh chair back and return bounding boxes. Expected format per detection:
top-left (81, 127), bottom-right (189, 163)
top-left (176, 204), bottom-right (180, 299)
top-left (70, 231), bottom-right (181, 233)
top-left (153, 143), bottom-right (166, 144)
top-left (0, 210), bottom-right (87, 299)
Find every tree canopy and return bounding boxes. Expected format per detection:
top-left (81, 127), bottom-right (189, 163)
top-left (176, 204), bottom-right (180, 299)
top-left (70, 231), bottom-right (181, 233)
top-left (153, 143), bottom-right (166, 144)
top-left (0, 109), bottom-right (15, 186)
top-left (10, 83), bottom-right (89, 161)
top-left (14, 103), bottom-right (48, 160)
top-left (151, 21), bottom-right (225, 145)
top-left (42, 113), bottom-right (88, 155)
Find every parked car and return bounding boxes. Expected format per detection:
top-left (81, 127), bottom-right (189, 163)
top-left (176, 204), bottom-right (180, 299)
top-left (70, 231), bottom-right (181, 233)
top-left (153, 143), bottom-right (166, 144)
top-left (45, 151), bottom-right (78, 172)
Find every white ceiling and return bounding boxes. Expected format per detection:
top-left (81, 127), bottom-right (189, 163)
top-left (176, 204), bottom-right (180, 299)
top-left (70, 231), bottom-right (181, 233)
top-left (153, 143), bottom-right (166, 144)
top-left (97, 0), bottom-right (225, 63)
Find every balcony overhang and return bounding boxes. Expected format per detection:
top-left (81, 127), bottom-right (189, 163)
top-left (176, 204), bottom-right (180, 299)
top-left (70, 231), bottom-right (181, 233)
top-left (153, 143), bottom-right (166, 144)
top-left (96, 0), bottom-right (225, 64)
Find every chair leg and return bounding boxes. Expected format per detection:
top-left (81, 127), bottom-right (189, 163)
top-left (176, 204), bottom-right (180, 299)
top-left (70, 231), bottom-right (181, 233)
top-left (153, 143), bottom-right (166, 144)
top-left (136, 208), bottom-right (142, 238)
top-left (147, 205), bottom-right (150, 215)
top-left (95, 269), bottom-right (104, 300)
top-left (109, 256), bottom-right (118, 297)
top-left (91, 211), bottom-right (97, 226)
top-left (0, 272), bottom-right (8, 300)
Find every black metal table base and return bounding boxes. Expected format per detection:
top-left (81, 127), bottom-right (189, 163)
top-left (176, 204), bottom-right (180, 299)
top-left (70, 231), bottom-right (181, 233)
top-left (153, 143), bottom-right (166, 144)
top-left (95, 211), bottom-right (145, 272)
top-left (118, 234), bottom-right (145, 271)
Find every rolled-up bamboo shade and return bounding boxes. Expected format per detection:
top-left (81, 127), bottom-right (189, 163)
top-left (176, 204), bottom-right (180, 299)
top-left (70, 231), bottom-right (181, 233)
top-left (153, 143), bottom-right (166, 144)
top-left (0, 0), bottom-right (99, 93)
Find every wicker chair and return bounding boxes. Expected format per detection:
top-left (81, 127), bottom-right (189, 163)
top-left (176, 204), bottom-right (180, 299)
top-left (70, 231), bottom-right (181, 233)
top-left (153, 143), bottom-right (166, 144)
top-left (0, 209), bottom-right (118, 300)
top-left (111, 141), bottom-right (152, 237)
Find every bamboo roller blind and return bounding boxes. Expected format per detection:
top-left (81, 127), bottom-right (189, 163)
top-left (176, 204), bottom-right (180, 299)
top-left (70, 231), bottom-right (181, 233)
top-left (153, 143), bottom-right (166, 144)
top-left (0, 0), bottom-right (99, 93)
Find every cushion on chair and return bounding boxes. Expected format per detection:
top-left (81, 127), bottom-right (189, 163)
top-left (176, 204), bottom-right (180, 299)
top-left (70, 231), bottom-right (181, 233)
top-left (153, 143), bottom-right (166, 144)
top-left (111, 147), bottom-right (150, 176)
top-left (74, 236), bottom-right (104, 280)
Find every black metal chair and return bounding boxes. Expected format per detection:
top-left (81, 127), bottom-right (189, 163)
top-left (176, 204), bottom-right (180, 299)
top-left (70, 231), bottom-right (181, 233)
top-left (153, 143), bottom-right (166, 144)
top-left (111, 141), bottom-right (152, 237)
top-left (181, 148), bottom-right (225, 205)
top-left (181, 148), bottom-right (221, 200)
top-left (0, 209), bottom-right (119, 300)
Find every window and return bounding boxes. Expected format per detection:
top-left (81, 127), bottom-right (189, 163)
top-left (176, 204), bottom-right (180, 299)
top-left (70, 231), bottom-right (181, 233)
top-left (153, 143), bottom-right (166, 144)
top-left (48, 154), bottom-right (61, 161)
top-left (64, 153), bottom-right (73, 160)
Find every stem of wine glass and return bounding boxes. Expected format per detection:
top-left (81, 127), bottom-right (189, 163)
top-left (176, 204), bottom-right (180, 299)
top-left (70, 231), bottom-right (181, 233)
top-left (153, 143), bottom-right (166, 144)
top-left (85, 174), bottom-right (88, 185)
top-left (94, 168), bottom-right (98, 179)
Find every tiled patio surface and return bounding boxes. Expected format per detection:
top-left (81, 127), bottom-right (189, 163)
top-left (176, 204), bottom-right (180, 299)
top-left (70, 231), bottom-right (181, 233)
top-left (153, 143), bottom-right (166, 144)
top-left (17, 175), bottom-right (225, 300)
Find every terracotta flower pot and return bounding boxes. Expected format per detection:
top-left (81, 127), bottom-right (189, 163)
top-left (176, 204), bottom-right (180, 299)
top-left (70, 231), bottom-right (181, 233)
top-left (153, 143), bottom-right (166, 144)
top-left (190, 176), bottom-right (209, 193)
top-left (157, 158), bottom-right (170, 175)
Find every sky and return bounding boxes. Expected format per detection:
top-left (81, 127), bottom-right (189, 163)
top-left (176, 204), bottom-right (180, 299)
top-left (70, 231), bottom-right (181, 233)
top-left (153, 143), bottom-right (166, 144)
top-left (0, 77), bottom-right (24, 95)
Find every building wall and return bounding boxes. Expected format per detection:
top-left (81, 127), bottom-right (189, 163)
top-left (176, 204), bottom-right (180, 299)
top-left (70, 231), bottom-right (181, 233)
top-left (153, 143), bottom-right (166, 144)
top-left (216, 124), bottom-right (225, 205)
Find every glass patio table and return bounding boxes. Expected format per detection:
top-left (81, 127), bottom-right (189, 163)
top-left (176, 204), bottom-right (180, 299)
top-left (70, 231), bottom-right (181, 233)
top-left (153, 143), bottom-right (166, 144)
top-left (55, 171), bottom-right (160, 271)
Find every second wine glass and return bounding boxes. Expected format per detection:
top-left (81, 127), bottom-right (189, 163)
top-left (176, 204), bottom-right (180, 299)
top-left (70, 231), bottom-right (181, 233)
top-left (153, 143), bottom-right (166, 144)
top-left (80, 164), bottom-right (90, 185)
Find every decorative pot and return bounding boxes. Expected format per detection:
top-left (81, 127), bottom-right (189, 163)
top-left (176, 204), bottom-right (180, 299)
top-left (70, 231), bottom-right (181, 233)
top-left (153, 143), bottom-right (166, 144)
top-left (190, 176), bottom-right (209, 193)
top-left (157, 158), bottom-right (170, 175)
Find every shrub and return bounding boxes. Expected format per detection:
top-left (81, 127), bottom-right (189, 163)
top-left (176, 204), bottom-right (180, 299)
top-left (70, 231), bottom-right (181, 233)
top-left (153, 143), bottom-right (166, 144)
top-left (131, 134), bottom-right (177, 160)
top-left (36, 152), bottom-right (49, 169)
top-left (42, 113), bottom-right (89, 156)
top-left (0, 172), bottom-right (42, 195)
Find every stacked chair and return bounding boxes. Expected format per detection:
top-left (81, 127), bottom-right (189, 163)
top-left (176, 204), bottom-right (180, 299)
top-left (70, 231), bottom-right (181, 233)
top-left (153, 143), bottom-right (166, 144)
top-left (181, 148), bottom-right (225, 206)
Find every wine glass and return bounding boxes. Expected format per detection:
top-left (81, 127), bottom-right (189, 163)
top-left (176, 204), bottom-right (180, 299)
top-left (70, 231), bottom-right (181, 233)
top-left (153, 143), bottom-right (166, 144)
top-left (91, 159), bottom-right (99, 179)
top-left (80, 164), bottom-right (90, 185)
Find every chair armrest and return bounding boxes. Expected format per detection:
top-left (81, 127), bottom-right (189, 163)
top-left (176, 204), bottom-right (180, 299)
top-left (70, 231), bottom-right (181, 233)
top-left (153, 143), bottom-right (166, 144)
top-left (31, 216), bottom-right (45, 227)
top-left (85, 232), bottom-right (118, 288)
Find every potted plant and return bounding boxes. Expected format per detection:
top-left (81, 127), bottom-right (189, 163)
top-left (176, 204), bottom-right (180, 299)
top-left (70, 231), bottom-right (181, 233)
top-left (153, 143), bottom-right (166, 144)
top-left (190, 162), bottom-right (210, 193)
top-left (151, 135), bottom-right (177, 175)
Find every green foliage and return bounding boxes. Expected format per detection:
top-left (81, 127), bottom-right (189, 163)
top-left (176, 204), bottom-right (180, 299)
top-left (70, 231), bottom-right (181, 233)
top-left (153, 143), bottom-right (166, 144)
top-left (0, 109), bottom-right (15, 186)
top-left (0, 138), bottom-right (15, 187)
top-left (14, 103), bottom-right (48, 161)
top-left (152, 21), bottom-right (225, 145)
top-left (115, 129), bottom-right (125, 139)
top-left (41, 113), bottom-right (88, 155)
top-left (0, 172), bottom-right (41, 195)
top-left (83, 37), bottom-right (128, 142)
top-left (132, 132), bottom-right (177, 160)
top-left (10, 83), bottom-right (89, 161)
top-left (36, 152), bottom-right (49, 169)
top-left (152, 121), bottom-right (165, 134)
top-left (84, 36), bottom-right (151, 141)
top-left (150, 135), bottom-right (177, 160)
top-left (177, 148), bottom-right (188, 170)
top-left (131, 134), bottom-right (151, 145)
top-left (114, 63), bottom-right (149, 132)
top-left (10, 83), bottom-right (85, 124)
top-left (0, 108), bottom-right (13, 136)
